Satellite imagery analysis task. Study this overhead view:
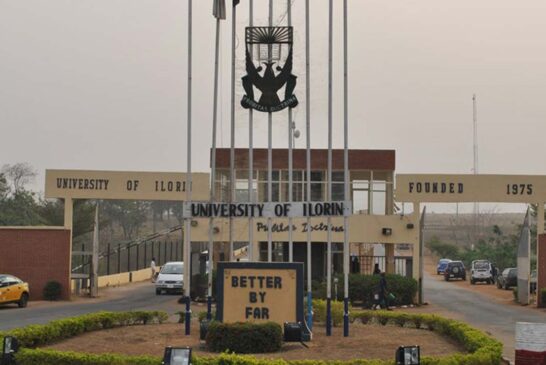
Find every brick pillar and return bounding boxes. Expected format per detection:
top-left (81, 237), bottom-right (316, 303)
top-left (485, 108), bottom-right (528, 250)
top-left (538, 234), bottom-right (546, 308)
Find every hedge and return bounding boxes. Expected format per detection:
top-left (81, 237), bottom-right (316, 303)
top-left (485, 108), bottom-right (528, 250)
top-left (8, 310), bottom-right (501, 365)
top-left (0, 311), bottom-right (168, 349)
top-left (312, 299), bottom-right (352, 327)
top-left (313, 274), bottom-right (418, 307)
top-left (350, 311), bottom-right (502, 365)
top-left (206, 321), bottom-right (283, 353)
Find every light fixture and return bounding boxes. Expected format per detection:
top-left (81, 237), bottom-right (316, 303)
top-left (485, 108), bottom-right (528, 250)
top-left (395, 345), bottom-right (420, 365)
top-left (406, 223), bottom-right (414, 229)
top-left (162, 346), bottom-right (192, 365)
top-left (382, 227), bottom-right (392, 236)
top-left (213, 227), bottom-right (220, 234)
top-left (2, 336), bottom-right (19, 365)
top-left (191, 220), bottom-right (198, 227)
top-left (283, 322), bottom-right (303, 342)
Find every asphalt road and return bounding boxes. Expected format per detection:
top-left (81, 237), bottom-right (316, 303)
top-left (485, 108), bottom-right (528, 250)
top-left (423, 271), bottom-right (545, 361)
top-left (0, 282), bottom-right (183, 331)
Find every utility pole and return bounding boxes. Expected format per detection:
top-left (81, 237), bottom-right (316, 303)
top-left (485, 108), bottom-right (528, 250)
top-left (472, 94), bottom-right (479, 248)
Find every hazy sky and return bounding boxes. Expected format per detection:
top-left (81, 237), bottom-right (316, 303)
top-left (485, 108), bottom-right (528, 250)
top-left (1, 1), bottom-right (545, 213)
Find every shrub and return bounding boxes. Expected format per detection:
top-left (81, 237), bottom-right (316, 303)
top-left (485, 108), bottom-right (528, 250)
top-left (198, 310), bottom-right (216, 323)
top-left (43, 281), bottom-right (62, 301)
top-left (312, 274), bottom-right (417, 307)
top-left (0, 311), bottom-right (168, 349)
top-left (206, 321), bottom-right (282, 353)
top-left (312, 299), bottom-right (351, 327)
top-left (346, 274), bottom-right (417, 307)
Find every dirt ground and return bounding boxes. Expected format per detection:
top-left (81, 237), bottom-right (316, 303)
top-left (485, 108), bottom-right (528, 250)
top-left (44, 322), bottom-right (466, 360)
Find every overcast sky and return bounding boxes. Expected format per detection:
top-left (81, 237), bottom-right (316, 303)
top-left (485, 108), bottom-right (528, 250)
top-left (1, 1), bottom-right (545, 213)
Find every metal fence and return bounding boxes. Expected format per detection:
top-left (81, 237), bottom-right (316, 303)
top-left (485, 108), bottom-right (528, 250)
top-left (74, 239), bottom-right (183, 276)
top-left (355, 255), bottom-right (413, 278)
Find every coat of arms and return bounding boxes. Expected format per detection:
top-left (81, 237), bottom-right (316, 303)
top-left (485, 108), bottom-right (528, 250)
top-left (241, 26), bottom-right (298, 113)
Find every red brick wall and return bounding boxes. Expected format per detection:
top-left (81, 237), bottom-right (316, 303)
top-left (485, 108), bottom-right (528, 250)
top-left (539, 234), bottom-right (546, 307)
top-left (214, 148), bottom-right (396, 171)
top-left (0, 228), bottom-right (71, 300)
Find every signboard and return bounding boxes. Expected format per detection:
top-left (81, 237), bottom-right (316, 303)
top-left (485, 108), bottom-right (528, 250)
top-left (183, 201), bottom-right (352, 218)
top-left (45, 170), bottom-right (209, 201)
top-left (396, 174), bottom-right (546, 203)
top-left (216, 262), bottom-right (304, 326)
top-left (515, 322), bottom-right (546, 364)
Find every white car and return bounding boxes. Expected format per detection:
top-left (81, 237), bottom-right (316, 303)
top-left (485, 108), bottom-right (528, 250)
top-left (470, 260), bottom-right (493, 285)
top-left (155, 261), bottom-right (184, 295)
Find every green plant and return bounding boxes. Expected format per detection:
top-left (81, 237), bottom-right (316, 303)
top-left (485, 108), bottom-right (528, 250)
top-left (42, 281), bottom-right (62, 301)
top-left (206, 321), bottom-right (282, 353)
top-left (198, 310), bottom-right (216, 322)
top-left (312, 299), bottom-right (351, 327)
top-left (0, 311), bottom-right (168, 349)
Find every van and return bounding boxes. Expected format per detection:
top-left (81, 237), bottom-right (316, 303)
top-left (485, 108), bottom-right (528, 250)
top-left (470, 260), bottom-right (493, 285)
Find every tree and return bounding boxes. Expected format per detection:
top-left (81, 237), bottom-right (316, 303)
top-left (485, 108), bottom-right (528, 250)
top-left (0, 173), bottom-right (8, 200)
top-left (39, 199), bottom-right (97, 238)
top-left (101, 201), bottom-right (148, 240)
top-left (1, 163), bottom-right (36, 192)
top-left (0, 190), bottom-right (44, 226)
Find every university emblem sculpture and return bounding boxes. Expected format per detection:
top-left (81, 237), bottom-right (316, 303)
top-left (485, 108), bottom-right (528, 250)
top-left (241, 26), bottom-right (298, 113)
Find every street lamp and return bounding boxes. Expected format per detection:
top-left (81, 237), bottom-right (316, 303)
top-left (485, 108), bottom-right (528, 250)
top-left (2, 336), bottom-right (19, 365)
top-left (162, 346), bottom-right (192, 365)
top-left (395, 345), bottom-right (420, 365)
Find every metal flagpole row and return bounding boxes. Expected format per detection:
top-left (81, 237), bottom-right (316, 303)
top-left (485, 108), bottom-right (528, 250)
top-left (248, 0), bottom-right (254, 262)
top-left (326, 0), bottom-right (333, 337)
top-left (342, 0), bottom-right (350, 338)
top-left (287, 0), bottom-right (293, 263)
top-left (267, 0), bottom-right (273, 263)
top-left (305, 0), bottom-right (313, 331)
top-left (184, 0), bottom-right (193, 334)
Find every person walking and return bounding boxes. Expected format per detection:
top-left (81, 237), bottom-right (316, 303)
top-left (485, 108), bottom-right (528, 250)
top-left (378, 272), bottom-right (392, 310)
top-left (150, 257), bottom-right (157, 283)
top-left (373, 263), bottom-right (381, 275)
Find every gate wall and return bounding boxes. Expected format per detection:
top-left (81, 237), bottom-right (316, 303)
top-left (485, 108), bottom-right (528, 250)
top-left (0, 227), bottom-right (71, 300)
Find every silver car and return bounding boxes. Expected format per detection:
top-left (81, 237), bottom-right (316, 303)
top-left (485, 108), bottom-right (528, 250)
top-left (155, 262), bottom-right (184, 295)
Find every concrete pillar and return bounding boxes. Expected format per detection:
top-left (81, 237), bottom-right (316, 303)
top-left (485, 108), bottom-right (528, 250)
top-left (64, 198), bottom-right (73, 293)
top-left (385, 244), bottom-right (395, 274)
top-left (538, 233), bottom-right (546, 307)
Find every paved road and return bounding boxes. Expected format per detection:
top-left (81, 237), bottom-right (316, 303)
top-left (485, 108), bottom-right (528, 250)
top-left (424, 272), bottom-right (545, 361)
top-left (0, 282), bottom-right (183, 331)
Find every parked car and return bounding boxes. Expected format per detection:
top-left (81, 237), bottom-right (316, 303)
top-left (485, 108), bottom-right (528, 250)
top-left (0, 274), bottom-right (29, 308)
top-left (155, 262), bottom-right (184, 295)
top-left (437, 259), bottom-right (452, 275)
top-left (470, 260), bottom-right (493, 285)
top-left (530, 270), bottom-right (537, 294)
top-left (496, 268), bottom-right (517, 290)
top-left (444, 261), bottom-right (466, 281)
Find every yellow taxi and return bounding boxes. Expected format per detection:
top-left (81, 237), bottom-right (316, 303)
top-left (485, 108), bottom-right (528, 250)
top-left (0, 275), bottom-right (29, 308)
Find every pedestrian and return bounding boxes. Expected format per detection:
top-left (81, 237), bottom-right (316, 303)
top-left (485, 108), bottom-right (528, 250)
top-left (378, 272), bottom-right (392, 310)
top-left (491, 264), bottom-right (498, 284)
top-left (373, 263), bottom-right (381, 275)
top-left (150, 257), bottom-right (157, 282)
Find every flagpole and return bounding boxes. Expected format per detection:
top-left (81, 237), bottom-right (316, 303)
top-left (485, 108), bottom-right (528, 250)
top-left (184, 0), bottom-right (193, 334)
top-left (305, 0), bottom-right (313, 330)
top-left (267, 0), bottom-right (273, 263)
top-left (248, 0), bottom-right (255, 262)
top-left (208, 2), bottom-right (222, 321)
top-left (326, 0), bottom-right (333, 337)
top-left (342, 0), bottom-right (350, 338)
top-left (229, 0), bottom-right (238, 264)
top-left (287, 0), bottom-right (294, 263)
